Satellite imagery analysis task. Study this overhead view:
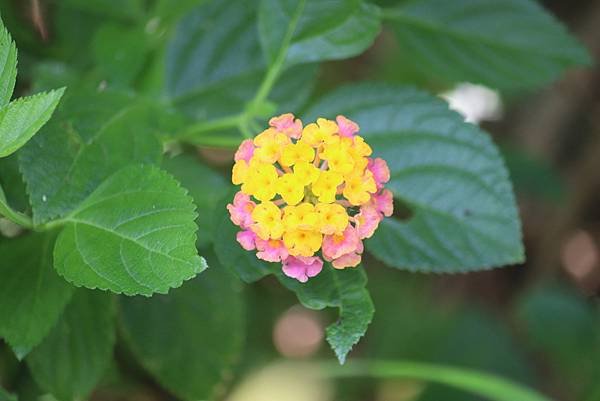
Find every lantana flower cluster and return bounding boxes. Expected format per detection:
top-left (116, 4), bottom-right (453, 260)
top-left (227, 113), bottom-right (393, 283)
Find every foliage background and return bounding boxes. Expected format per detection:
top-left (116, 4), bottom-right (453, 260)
top-left (0, 0), bottom-right (598, 401)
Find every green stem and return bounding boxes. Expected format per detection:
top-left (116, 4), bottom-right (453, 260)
top-left (0, 185), bottom-right (33, 229)
top-left (250, 0), bottom-right (306, 106)
top-left (321, 360), bottom-right (553, 401)
top-left (176, 114), bottom-right (243, 140)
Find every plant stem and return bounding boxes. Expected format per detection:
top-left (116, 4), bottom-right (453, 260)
top-left (0, 185), bottom-right (33, 229)
top-left (177, 114), bottom-right (243, 140)
top-left (250, 0), bottom-right (306, 106)
top-left (320, 360), bottom-right (553, 401)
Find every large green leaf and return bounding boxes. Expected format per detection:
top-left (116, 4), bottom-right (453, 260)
top-left (163, 155), bottom-right (230, 248)
top-left (0, 234), bottom-right (74, 359)
top-left (0, 88), bottom-right (65, 158)
top-left (19, 90), bottom-right (163, 225)
top-left (0, 24), bottom-right (17, 107)
top-left (305, 83), bottom-right (523, 272)
top-left (258, 0), bottom-right (380, 67)
top-left (54, 164), bottom-right (205, 296)
top-left (278, 265), bottom-right (374, 364)
top-left (119, 256), bottom-right (244, 401)
top-left (26, 289), bottom-right (115, 401)
top-left (385, 0), bottom-right (591, 90)
top-left (166, 0), bottom-right (317, 120)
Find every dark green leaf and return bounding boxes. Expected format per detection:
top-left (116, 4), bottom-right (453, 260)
top-left (119, 256), bottom-right (244, 401)
top-left (0, 88), bottom-right (65, 158)
top-left (278, 265), bottom-right (374, 364)
top-left (0, 234), bottom-right (74, 359)
top-left (26, 289), bottom-right (115, 401)
top-left (259, 0), bottom-right (381, 66)
top-left (0, 387), bottom-right (17, 401)
top-left (92, 24), bottom-right (149, 86)
top-left (163, 155), bottom-right (229, 247)
top-left (305, 83), bottom-right (523, 272)
top-left (54, 165), bottom-right (206, 296)
top-left (515, 283), bottom-right (600, 394)
top-left (0, 24), bottom-right (17, 107)
top-left (19, 90), bottom-right (163, 225)
top-left (166, 0), bottom-right (317, 120)
top-left (385, 0), bottom-right (591, 90)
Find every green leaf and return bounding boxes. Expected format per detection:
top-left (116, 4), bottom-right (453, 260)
top-left (258, 0), bottom-right (381, 67)
top-left (278, 265), bottom-right (374, 364)
top-left (92, 24), bottom-right (149, 86)
top-left (26, 289), bottom-right (115, 401)
top-left (119, 256), bottom-right (244, 401)
top-left (166, 0), bottom-right (317, 120)
top-left (0, 234), bottom-right (74, 359)
top-left (163, 155), bottom-right (230, 248)
top-left (54, 164), bottom-right (205, 296)
top-left (0, 24), bottom-right (17, 107)
top-left (0, 88), bottom-right (65, 158)
top-left (384, 0), bottom-right (591, 90)
top-left (515, 283), bottom-right (600, 394)
top-left (0, 387), bottom-right (17, 401)
top-left (305, 83), bottom-right (523, 272)
top-left (19, 90), bottom-right (163, 225)
top-left (214, 191), bottom-right (278, 283)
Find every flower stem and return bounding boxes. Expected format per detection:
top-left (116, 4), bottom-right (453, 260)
top-left (0, 185), bottom-right (33, 229)
top-left (319, 360), bottom-right (552, 401)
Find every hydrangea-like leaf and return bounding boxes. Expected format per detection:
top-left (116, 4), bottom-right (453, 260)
top-left (0, 233), bottom-right (74, 359)
top-left (305, 83), bottom-right (524, 272)
top-left (386, 0), bottom-right (591, 90)
top-left (54, 165), bottom-right (206, 296)
top-left (0, 88), bottom-right (65, 158)
top-left (119, 256), bottom-right (244, 401)
top-left (19, 90), bottom-right (163, 225)
top-left (278, 264), bottom-right (374, 364)
top-left (258, 0), bottom-right (381, 67)
top-left (0, 24), bottom-right (17, 107)
top-left (26, 289), bottom-right (115, 401)
top-left (166, 0), bottom-right (316, 120)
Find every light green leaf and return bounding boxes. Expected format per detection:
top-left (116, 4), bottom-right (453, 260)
top-left (0, 88), bottom-right (65, 158)
top-left (214, 191), bottom-right (278, 283)
top-left (385, 0), bottom-right (591, 90)
top-left (0, 24), bottom-right (17, 107)
top-left (0, 234), bottom-right (74, 359)
top-left (163, 155), bottom-right (229, 248)
top-left (278, 265), bottom-right (374, 364)
top-left (54, 164), bottom-right (206, 296)
top-left (119, 256), bottom-right (244, 401)
top-left (166, 0), bottom-right (317, 120)
top-left (26, 289), bottom-right (115, 401)
top-left (19, 90), bottom-right (163, 225)
top-left (258, 0), bottom-right (381, 67)
top-left (304, 83), bottom-right (523, 272)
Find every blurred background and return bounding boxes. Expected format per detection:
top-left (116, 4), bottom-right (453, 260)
top-left (0, 0), bottom-right (599, 400)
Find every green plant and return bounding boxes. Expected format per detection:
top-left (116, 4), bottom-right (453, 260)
top-left (0, 1), bottom-right (593, 400)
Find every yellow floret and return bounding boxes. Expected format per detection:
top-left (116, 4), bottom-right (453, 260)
top-left (244, 163), bottom-right (278, 201)
top-left (301, 118), bottom-right (338, 147)
top-left (343, 171), bottom-right (377, 205)
top-left (312, 170), bottom-right (343, 203)
top-left (232, 160), bottom-right (249, 185)
top-left (276, 173), bottom-right (305, 205)
top-left (253, 128), bottom-right (291, 163)
top-left (251, 201), bottom-right (284, 240)
top-left (283, 203), bottom-right (319, 231)
top-left (315, 203), bottom-right (348, 235)
top-left (293, 162), bottom-right (320, 185)
top-left (283, 229), bottom-right (322, 257)
top-left (280, 140), bottom-right (315, 167)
